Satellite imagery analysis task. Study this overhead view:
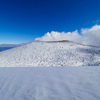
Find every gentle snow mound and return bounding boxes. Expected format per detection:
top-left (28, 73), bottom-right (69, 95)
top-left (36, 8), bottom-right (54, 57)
top-left (0, 41), bottom-right (100, 67)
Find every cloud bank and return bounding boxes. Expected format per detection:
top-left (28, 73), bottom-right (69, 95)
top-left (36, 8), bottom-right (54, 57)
top-left (35, 25), bottom-right (100, 46)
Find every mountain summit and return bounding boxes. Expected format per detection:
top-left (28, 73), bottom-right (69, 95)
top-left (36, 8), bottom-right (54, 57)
top-left (0, 40), bottom-right (100, 67)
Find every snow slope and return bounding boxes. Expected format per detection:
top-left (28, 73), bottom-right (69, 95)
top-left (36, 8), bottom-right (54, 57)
top-left (0, 67), bottom-right (100, 100)
top-left (0, 41), bottom-right (100, 67)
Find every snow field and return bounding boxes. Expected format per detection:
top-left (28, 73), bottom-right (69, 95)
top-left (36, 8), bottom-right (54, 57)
top-left (0, 67), bottom-right (100, 100)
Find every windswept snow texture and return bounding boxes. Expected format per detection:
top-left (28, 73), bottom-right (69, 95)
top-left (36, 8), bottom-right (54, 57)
top-left (0, 67), bottom-right (100, 100)
top-left (0, 41), bottom-right (100, 67)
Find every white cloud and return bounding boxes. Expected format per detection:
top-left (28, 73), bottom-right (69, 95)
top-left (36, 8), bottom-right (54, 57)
top-left (35, 25), bottom-right (100, 46)
top-left (81, 25), bottom-right (100, 46)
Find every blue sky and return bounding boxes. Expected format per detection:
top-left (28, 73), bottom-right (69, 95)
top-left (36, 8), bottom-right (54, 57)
top-left (0, 0), bottom-right (100, 44)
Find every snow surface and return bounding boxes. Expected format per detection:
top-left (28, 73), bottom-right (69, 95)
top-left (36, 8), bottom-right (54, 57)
top-left (0, 41), bottom-right (100, 67)
top-left (0, 67), bottom-right (100, 100)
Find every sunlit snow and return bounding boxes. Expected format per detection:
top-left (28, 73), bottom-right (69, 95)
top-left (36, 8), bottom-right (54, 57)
top-left (0, 41), bottom-right (100, 67)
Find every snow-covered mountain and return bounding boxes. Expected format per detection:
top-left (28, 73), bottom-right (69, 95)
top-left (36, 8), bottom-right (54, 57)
top-left (0, 40), bottom-right (100, 67)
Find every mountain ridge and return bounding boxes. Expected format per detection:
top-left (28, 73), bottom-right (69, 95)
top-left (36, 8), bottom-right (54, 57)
top-left (0, 40), bottom-right (100, 67)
